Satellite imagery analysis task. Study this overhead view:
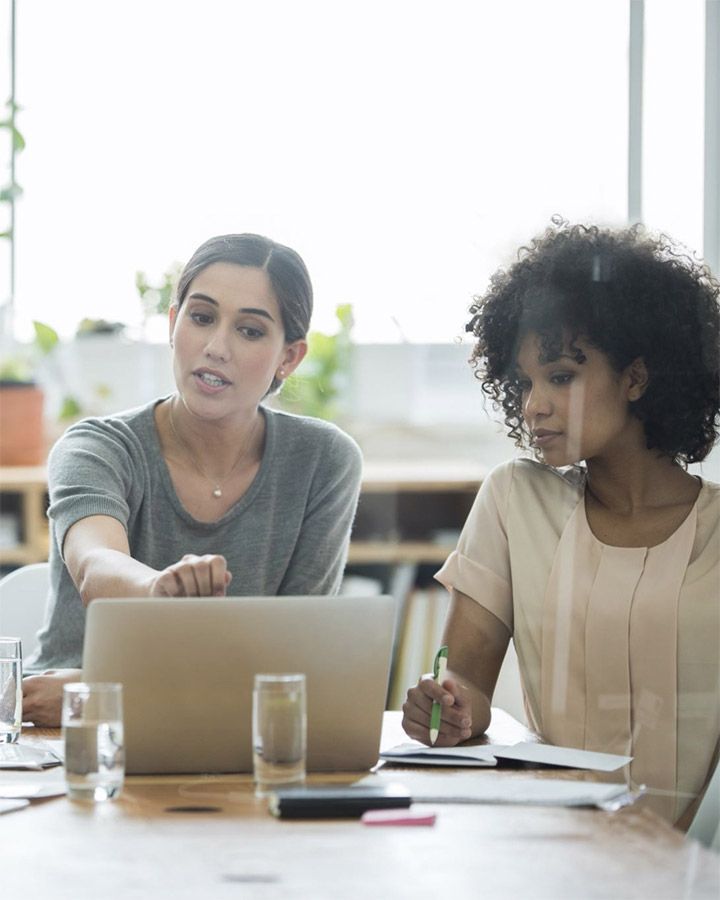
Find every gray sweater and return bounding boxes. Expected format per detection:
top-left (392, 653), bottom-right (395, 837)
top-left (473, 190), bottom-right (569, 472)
top-left (27, 399), bottom-right (363, 671)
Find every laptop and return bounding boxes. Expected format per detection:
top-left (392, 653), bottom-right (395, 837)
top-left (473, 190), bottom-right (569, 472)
top-left (82, 594), bottom-right (394, 775)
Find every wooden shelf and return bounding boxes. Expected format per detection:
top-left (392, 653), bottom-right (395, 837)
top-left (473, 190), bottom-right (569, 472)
top-left (0, 543), bottom-right (49, 566)
top-left (360, 461), bottom-right (484, 493)
top-left (0, 462), bottom-right (483, 570)
top-left (0, 465), bottom-right (48, 487)
top-left (0, 466), bottom-right (49, 567)
top-left (349, 465), bottom-right (480, 565)
top-left (347, 541), bottom-right (454, 565)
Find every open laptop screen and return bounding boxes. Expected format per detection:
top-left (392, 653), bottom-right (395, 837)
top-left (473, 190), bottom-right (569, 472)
top-left (82, 594), bottom-right (394, 775)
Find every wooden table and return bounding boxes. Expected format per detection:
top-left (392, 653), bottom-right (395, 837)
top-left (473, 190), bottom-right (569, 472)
top-left (3, 711), bottom-right (718, 899)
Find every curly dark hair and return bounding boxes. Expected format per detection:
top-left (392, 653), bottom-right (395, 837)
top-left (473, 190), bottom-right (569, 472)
top-left (466, 219), bottom-right (720, 464)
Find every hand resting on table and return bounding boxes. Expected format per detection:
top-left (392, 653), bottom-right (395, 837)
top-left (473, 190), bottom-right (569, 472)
top-left (22, 669), bottom-right (81, 728)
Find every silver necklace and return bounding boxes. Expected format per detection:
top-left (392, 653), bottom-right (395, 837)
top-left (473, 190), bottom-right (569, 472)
top-left (167, 400), bottom-right (260, 499)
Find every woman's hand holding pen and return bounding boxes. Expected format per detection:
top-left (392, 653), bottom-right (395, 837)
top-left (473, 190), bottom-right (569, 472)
top-left (402, 673), bottom-right (473, 747)
top-left (149, 553), bottom-right (232, 597)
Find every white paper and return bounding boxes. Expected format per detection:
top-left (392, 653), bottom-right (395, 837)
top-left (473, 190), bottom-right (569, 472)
top-left (0, 782), bottom-right (67, 799)
top-left (491, 741), bottom-right (632, 772)
top-left (0, 798), bottom-right (30, 815)
top-left (41, 739), bottom-right (65, 763)
top-left (0, 742), bottom-right (63, 770)
top-left (358, 771), bottom-right (632, 808)
top-left (380, 740), bottom-right (631, 772)
top-left (380, 742), bottom-right (497, 767)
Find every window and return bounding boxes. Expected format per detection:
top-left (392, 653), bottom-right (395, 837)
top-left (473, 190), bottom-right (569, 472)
top-left (6, 0), bottom-right (628, 342)
top-left (642, 0), bottom-right (705, 255)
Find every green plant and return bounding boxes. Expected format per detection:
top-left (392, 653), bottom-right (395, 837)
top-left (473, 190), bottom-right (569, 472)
top-left (0, 321), bottom-right (83, 420)
top-left (278, 303), bottom-right (354, 421)
top-left (0, 97), bottom-right (23, 243)
top-left (0, 320), bottom-right (55, 382)
top-left (75, 318), bottom-right (127, 337)
top-left (1, 1), bottom-right (24, 324)
top-left (135, 263), bottom-right (182, 319)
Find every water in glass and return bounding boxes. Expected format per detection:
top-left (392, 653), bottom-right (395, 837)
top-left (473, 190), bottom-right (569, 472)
top-left (64, 719), bottom-right (125, 801)
top-left (0, 656), bottom-right (22, 743)
top-left (253, 674), bottom-right (306, 796)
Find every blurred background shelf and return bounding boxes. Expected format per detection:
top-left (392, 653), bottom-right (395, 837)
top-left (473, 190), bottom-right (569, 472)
top-left (351, 461), bottom-right (482, 560)
top-left (0, 462), bottom-right (483, 571)
top-left (359, 461), bottom-right (484, 493)
top-left (347, 541), bottom-right (453, 565)
top-left (0, 466), bottom-right (49, 568)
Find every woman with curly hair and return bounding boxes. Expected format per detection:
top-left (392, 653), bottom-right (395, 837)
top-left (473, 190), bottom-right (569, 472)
top-left (402, 220), bottom-right (719, 827)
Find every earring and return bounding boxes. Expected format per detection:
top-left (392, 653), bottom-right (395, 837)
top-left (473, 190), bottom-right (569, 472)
top-left (279, 368), bottom-right (286, 378)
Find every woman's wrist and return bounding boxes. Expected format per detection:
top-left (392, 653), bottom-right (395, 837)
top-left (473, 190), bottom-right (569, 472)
top-left (459, 677), bottom-right (491, 737)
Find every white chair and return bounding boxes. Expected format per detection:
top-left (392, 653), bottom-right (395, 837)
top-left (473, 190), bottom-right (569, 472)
top-left (0, 562), bottom-right (50, 661)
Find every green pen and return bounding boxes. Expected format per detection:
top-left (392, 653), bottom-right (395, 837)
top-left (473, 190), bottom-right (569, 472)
top-left (429, 645), bottom-right (448, 746)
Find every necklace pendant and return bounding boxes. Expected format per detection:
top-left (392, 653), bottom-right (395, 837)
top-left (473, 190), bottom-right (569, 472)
top-left (212, 487), bottom-right (222, 498)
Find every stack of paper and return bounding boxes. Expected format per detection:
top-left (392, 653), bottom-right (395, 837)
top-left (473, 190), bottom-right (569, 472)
top-left (0, 799), bottom-right (29, 815)
top-left (358, 770), bottom-right (637, 809)
top-left (380, 741), bottom-right (632, 772)
top-left (0, 742), bottom-right (62, 770)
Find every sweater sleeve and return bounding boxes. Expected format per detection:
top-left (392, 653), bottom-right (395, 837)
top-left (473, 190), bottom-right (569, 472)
top-left (47, 417), bottom-right (141, 558)
top-left (434, 460), bottom-right (514, 632)
top-left (278, 427), bottom-right (363, 595)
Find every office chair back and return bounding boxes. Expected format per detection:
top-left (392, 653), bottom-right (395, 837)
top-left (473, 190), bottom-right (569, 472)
top-left (0, 562), bottom-right (50, 661)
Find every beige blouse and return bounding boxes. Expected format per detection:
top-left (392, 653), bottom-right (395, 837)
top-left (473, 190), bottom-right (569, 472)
top-left (436, 458), bottom-right (720, 824)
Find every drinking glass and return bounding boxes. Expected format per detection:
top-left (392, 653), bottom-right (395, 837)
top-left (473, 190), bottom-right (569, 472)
top-left (62, 682), bottom-right (125, 802)
top-left (0, 637), bottom-right (22, 743)
top-left (253, 673), bottom-right (306, 796)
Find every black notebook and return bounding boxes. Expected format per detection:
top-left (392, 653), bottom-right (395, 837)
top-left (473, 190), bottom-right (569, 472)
top-left (268, 784), bottom-right (412, 819)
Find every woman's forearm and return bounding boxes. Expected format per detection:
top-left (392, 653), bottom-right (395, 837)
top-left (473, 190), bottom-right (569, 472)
top-left (63, 515), bottom-right (157, 605)
top-left (441, 591), bottom-right (511, 737)
top-left (74, 547), bottom-right (158, 606)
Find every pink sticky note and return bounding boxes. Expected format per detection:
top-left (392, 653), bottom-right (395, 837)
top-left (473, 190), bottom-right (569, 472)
top-left (361, 808), bottom-right (436, 826)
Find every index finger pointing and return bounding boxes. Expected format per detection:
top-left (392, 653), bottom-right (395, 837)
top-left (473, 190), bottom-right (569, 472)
top-left (207, 555), bottom-right (228, 596)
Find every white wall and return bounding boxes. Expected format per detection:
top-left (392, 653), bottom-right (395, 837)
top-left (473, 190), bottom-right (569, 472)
top-left (38, 338), bottom-right (515, 466)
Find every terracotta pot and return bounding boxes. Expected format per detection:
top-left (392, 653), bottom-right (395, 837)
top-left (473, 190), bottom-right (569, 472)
top-left (0, 382), bottom-right (46, 465)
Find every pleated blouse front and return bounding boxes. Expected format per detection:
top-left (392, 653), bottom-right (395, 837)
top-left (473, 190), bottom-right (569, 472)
top-left (436, 458), bottom-right (720, 824)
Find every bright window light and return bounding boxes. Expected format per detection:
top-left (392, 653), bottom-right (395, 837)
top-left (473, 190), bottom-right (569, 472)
top-left (642, 0), bottom-right (705, 255)
top-left (6, 0), bottom-right (628, 342)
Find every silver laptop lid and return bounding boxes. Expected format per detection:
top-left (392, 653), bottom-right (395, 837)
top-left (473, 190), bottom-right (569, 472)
top-left (82, 594), bottom-right (394, 775)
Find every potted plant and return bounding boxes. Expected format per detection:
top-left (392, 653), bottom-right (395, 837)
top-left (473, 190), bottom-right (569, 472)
top-left (0, 321), bottom-right (83, 465)
top-left (0, 322), bottom-right (52, 465)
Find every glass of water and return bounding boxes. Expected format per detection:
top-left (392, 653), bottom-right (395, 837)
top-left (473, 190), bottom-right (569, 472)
top-left (253, 673), bottom-right (306, 797)
top-left (0, 637), bottom-right (22, 743)
top-left (62, 682), bottom-right (125, 802)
